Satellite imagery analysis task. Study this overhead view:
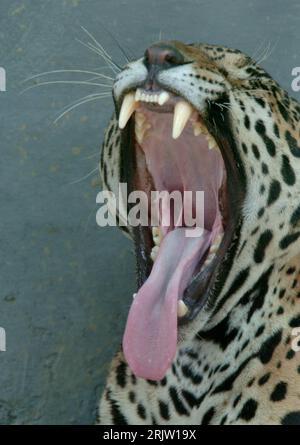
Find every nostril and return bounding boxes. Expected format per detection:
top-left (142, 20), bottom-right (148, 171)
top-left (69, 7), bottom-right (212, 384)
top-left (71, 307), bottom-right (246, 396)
top-left (144, 45), bottom-right (184, 68)
top-left (164, 52), bottom-right (180, 65)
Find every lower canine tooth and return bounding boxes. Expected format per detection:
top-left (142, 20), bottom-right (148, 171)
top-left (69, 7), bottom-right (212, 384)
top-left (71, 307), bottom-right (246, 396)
top-left (193, 122), bottom-right (203, 136)
top-left (177, 300), bottom-right (188, 317)
top-left (172, 101), bottom-right (193, 139)
top-left (119, 92), bottom-right (137, 129)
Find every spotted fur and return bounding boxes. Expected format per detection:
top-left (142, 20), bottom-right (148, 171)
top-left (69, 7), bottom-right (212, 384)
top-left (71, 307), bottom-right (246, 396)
top-left (97, 42), bottom-right (300, 425)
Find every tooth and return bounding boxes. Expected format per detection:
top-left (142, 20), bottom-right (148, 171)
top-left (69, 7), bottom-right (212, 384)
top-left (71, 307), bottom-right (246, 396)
top-left (133, 293), bottom-right (137, 299)
top-left (150, 245), bottom-right (159, 262)
top-left (135, 111), bottom-right (146, 127)
top-left (119, 92), bottom-right (137, 129)
top-left (177, 300), bottom-right (188, 317)
top-left (135, 89), bottom-right (142, 102)
top-left (152, 226), bottom-right (162, 246)
top-left (206, 134), bottom-right (217, 150)
top-left (158, 91), bottom-right (170, 106)
top-left (209, 243), bottom-right (219, 254)
top-left (172, 101), bottom-right (193, 139)
top-left (193, 122), bottom-right (203, 136)
top-left (204, 253), bottom-right (215, 266)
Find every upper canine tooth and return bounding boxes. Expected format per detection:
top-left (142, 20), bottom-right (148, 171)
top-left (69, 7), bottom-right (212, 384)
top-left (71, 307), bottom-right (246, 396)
top-left (172, 101), bottom-right (193, 139)
top-left (119, 92), bottom-right (137, 129)
top-left (158, 91), bottom-right (170, 106)
top-left (177, 300), bottom-right (188, 317)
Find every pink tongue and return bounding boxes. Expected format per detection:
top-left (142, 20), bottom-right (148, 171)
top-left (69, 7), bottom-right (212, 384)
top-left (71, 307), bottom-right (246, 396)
top-left (122, 227), bottom-right (212, 380)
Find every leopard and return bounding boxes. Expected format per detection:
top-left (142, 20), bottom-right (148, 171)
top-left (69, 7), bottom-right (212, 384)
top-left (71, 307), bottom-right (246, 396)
top-left (96, 40), bottom-right (300, 425)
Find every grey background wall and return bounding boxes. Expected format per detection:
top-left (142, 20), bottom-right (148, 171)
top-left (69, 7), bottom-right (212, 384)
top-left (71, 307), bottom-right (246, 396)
top-left (0, 0), bottom-right (299, 425)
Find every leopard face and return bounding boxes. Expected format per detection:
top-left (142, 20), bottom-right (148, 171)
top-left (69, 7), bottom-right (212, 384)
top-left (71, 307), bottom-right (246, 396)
top-left (100, 40), bottom-right (300, 385)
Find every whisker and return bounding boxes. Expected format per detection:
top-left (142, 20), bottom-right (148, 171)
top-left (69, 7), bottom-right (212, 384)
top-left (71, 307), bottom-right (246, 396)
top-left (89, 23), bottom-right (132, 63)
top-left (67, 166), bottom-right (99, 185)
top-left (84, 40), bottom-right (122, 71)
top-left (80, 26), bottom-right (113, 61)
top-left (20, 80), bottom-right (112, 95)
top-left (22, 69), bottom-right (114, 83)
top-left (79, 152), bottom-right (100, 160)
top-left (76, 38), bottom-right (120, 74)
top-left (54, 93), bottom-right (110, 123)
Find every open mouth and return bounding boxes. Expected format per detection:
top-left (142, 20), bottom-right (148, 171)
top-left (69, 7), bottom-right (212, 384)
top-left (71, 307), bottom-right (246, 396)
top-left (116, 85), bottom-right (243, 380)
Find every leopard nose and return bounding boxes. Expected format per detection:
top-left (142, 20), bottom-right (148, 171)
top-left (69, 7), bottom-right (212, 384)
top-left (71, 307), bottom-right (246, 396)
top-left (144, 44), bottom-right (184, 68)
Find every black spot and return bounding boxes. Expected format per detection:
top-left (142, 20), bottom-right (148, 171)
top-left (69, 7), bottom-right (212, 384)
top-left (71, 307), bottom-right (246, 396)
top-left (280, 232), bottom-right (300, 249)
top-left (277, 306), bottom-right (284, 315)
top-left (169, 387), bottom-right (189, 416)
top-left (181, 364), bottom-right (203, 384)
top-left (281, 411), bottom-right (300, 425)
top-left (219, 363), bottom-right (230, 372)
top-left (129, 391), bottom-right (135, 403)
top-left (257, 207), bottom-right (264, 218)
top-left (286, 130), bottom-right (300, 157)
top-left (259, 330), bottom-right (282, 364)
top-left (289, 314), bottom-right (300, 328)
top-left (255, 325), bottom-right (265, 337)
top-left (258, 372), bottom-right (271, 386)
top-left (213, 267), bottom-right (250, 315)
top-left (273, 123), bottom-right (280, 138)
top-left (220, 415), bottom-right (228, 425)
top-left (244, 115), bottom-right (250, 129)
top-left (106, 390), bottom-right (128, 425)
top-left (261, 162), bottom-right (269, 175)
top-left (160, 377), bottom-right (167, 386)
top-left (159, 400), bottom-right (170, 420)
top-left (286, 349), bottom-right (295, 360)
top-left (267, 180), bottom-right (281, 206)
top-left (281, 154), bottom-right (296, 185)
top-left (278, 101), bottom-right (289, 121)
top-left (238, 399), bottom-right (258, 421)
top-left (146, 379), bottom-right (158, 386)
top-left (247, 377), bottom-right (255, 387)
top-left (116, 361), bottom-right (127, 388)
top-left (270, 381), bottom-right (287, 402)
top-left (181, 389), bottom-right (207, 410)
top-left (213, 355), bottom-right (255, 394)
top-left (200, 313), bottom-right (238, 351)
top-left (254, 230), bottom-right (273, 263)
top-left (251, 143), bottom-right (260, 159)
top-left (291, 204), bottom-right (300, 227)
top-left (233, 393), bottom-right (242, 407)
top-left (137, 403), bottom-right (146, 420)
top-left (254, 97), bottom-right (266, 108)
top-left (255, 120), bottom-right (276, 156)
top-left (241, 266), bottom-right (273, 323)
top-left (241, 142), bottom-right (248, 154)
top-left (279, 289), bottom-right (286, 299)
top-left (201, 407), bottom-right (215, 425)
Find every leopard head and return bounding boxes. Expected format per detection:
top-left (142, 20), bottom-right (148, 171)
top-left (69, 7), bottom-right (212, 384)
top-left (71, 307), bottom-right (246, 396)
top-left (101, 40), bottom-right (300, 380)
